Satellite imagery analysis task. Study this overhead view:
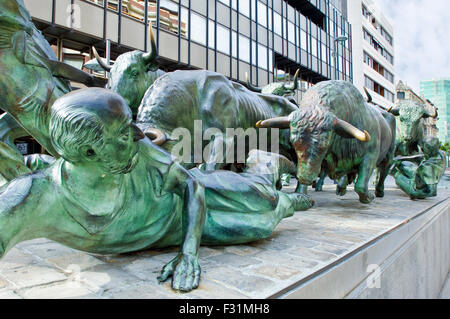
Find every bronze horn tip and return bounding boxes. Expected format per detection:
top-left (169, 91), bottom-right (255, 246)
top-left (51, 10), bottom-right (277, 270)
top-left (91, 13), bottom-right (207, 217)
top-left (92, 46), bottom-right (112, 72)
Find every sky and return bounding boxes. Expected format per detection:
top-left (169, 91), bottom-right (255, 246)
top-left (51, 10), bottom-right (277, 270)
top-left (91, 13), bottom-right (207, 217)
top-left (372, 0), bottom-right (450, 92)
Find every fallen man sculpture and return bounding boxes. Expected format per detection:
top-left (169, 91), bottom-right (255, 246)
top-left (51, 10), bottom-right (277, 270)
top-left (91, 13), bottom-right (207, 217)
top-left (0, 88), bottom-right (313, 292)
top-left (392, 136), bottom-right (446, 199)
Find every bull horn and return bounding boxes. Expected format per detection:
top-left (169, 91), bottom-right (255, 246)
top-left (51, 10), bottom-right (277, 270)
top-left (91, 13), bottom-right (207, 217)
top-left (92, 46), bottom-right (112, 72)
top-left (389, 107), bottom-right (400, 116)
top-left (334, 118), bottom-right (371, 143)
top-left (145, 128), bottom-right (167, 146)
top-left (256, 117), bottom-right (290, 129)
top-left (46, 59), bottom-right (104, 87)
top-left (142, 22), bottom-right (158, 64)
top-left (423, 108), bottom-right (438, 119)
top-left (245, 72), bottom-right (263, 93)
top-left (363, 87), bottom-right (373, 103)
top-left (283, 69), bottom-right (300, 91)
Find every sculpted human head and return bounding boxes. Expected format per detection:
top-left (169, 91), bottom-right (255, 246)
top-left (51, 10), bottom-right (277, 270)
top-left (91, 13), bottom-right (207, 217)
top-left (49, 88), bottom-right (145, 174)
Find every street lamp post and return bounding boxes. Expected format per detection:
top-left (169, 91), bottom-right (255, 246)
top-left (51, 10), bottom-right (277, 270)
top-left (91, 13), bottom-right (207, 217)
top-left (332, 36), bottom-right (348, 80)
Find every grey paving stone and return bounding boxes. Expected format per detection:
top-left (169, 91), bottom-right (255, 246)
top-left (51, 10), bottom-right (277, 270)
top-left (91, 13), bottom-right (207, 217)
top-left (18, 281), bottom-right (99, 299)
top-left (289, 247), bottom-right (338, 263)
top-left (207, 253), bottom-right (262, 269)
top-left (15, 238), bottom-right (53, 249)
top-left (103, 281), bottom-right (182, 299)
top-left (1, 265), bottom-right (67, 289)
top-left (0, 276), bottom-right (8, 289)
top-left (252, 265), bottom-right (302, 281)
top-left (0, 248), bottom-right (34, 271)
top-left (46, 253), bottom-right (105, 273)
top-left (204, 267), bottom-right (274, 296)
top-left (0, 289), bottom-right (22, 299)
top-left (199, 247), bottom-right (223, 258)
top-left (184, 278), bottom-right (249, 299)
top-left (20, 242), bottom-right (78, 260)
top-left (254, 250), bottom-right (320, 270)
top-left (313, 243), bottom-right (348, 256)
top-left (121, 258), bottom-right (167, 281)
top-left (77, 264), bottom-right (144, 293)
top-left (224, 245), bottom-right (262, 256)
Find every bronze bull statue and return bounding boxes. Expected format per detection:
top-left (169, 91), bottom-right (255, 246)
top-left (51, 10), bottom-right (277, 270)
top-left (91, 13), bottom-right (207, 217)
top-left (258, 80), bottom-right (397, 204)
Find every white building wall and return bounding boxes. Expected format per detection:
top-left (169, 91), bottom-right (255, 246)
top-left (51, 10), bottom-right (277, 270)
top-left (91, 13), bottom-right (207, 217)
top-left (348, 0), bottom-right (395, 109)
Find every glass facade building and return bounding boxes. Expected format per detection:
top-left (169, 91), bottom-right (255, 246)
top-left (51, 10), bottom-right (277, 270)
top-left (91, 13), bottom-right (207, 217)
top-left (24, 0), bottom-right (352, 103)
top-left (420, 79), bottom-right (450, 143)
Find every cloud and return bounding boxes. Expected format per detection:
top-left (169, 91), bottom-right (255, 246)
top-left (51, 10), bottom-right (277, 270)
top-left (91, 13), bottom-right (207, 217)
top-left (372, 0), bottom-right (450, 92)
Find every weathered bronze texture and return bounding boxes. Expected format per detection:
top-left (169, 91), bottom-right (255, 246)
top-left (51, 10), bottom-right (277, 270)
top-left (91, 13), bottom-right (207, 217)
top-left (259, 81), bottom-right (397, 204)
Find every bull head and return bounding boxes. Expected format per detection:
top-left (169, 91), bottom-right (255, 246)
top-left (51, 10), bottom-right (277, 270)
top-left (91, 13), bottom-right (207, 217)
top-left (92, 23), bottom-right (162, 112)
top-left (245, 69), bottom-right (300, 96)
top-left (389, 100), bottom-right (437, 145)
top-left (257, 110), bottom-right (370, 185)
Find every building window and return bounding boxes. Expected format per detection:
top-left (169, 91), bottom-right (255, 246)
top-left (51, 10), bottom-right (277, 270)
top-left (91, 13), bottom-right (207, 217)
top-left (363, 28), bottom-right (394, 65)
top-left (365, 76), bottom-right (395, 102)
top-left (217, 24), bottom-right (230, 54)
top-left (273, 12), bottom-right (282, 36)
top-left (239, 35), bottom-right (250, 63)
top-left (191, 13), bottom-right (206, 46)
top-left (257, 1), bottom-right (267, 27)
top-left (397, 92), bottom-right (405, 100)
top-left (239, 0), bottom-right (250, 17)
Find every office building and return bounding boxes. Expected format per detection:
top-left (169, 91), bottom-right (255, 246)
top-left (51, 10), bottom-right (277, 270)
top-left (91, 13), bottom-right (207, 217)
top-left (347, 0), bottom-right (395, 108)
top-left (420, 79), bottom-right (450, 143)
top-left (23, 0), bottom-right (353, 103)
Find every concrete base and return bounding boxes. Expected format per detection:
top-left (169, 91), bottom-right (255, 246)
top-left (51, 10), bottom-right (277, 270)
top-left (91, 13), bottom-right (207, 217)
top-left (0, 183), bottom-right (449, 299)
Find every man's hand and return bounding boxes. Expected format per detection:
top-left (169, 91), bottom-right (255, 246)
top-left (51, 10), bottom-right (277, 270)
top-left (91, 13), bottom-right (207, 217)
top-left (157, 253), bottom-right (201, 292)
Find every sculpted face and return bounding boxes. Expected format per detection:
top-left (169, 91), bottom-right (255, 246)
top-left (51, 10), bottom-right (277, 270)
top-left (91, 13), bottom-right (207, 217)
top-left (86, 93), bottom-right (145, 174)
top-left (50, 88), bottom-right (145, 174)
top-left (94, 117), bottom-right (144, 174)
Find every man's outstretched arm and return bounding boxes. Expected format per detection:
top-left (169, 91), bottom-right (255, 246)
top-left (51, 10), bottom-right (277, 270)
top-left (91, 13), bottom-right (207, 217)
top-left (138, 138), bottom-right (207, 292)
top-left (158, 161), bottom-right (207, 292)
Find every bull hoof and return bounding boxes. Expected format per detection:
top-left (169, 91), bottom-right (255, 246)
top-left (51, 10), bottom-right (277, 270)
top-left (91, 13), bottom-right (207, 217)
top-left (358, 192), bottom-right (374, 204)
top-left (336, 186), bottom-right (347, 196)
top-left (375, 189), bottom-right (384, 198)
top-left (290, 193), bottom-right (315, 211)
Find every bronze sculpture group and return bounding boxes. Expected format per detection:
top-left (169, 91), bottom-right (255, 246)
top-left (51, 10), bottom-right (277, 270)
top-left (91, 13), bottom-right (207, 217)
top-left (0, 0), bottom-right (446, 293)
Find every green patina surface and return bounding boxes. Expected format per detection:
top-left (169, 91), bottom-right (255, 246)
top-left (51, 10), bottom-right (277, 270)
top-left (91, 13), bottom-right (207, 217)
top-left (389, 100), bottom-right (438, 157)
top-left (0, 88), bottom-right (313, 292)
top-left (259, 81), bottom-right (397, 204)
top-left (0, 0), bottom-right (104, 184)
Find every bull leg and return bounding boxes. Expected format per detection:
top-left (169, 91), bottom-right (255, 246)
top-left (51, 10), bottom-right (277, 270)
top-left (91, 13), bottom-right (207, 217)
top-left (375, 161), bottom-right (390, 198)
top-left (355, 159), bottom-right (376, 204)
top-left (336, 175), bottom-right (349, 196)
top-left (295, 183), bottom-right (308, 195)
top-left (315, 169), bottom-right (327, 192)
